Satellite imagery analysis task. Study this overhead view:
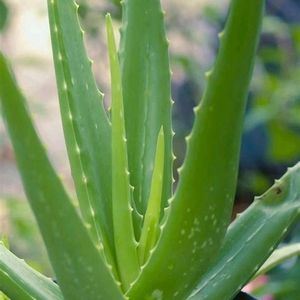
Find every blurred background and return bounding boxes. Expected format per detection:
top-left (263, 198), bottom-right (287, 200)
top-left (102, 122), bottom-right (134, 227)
top-left (1, 0), bottom-right (300, 299)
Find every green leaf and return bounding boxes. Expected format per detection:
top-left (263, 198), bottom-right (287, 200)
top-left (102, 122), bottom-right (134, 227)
top-left (189, 163), bottom-right (300, 300)
top-left (0, 292), bottom-right (9, 300)
top-left (138, 127), bottom-right (165, 265)
top-left (106, 14), bottom-right (140, 291)
top-left (119, 0), bottom-right (173, 216)
top-left (127, 1), bottom-right (264, 299)
top-left (254, 243), bottom-right (300, 278)
top-left (47, 0), bottom-right (116, 269)
top-left (0, 242), bottom-right (63, 300)
top-left (0, 53), bottom-right (124, 300)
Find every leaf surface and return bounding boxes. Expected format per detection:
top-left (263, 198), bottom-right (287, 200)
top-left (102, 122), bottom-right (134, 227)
top-left (0, 53), bottom-right (124, 300)
top-left (138, 127), bottom-right (165, 265)
top-left (0, 242), bottom-right (63, 300)
top-left (47, 0), bottom-right (115, 267)
top-left (127, 1), bottom-right (264, 299)
top-left (254, 242), bottom-right (300, 278)
top-left (120, 0), bottom-right (173, 216)
top-left (106, 14), bottom-right (140, 291)
top-left (189, 164), bottom-right (300, 300)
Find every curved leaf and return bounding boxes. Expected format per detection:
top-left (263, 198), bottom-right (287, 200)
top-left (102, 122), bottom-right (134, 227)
top-left (127, 1), bottom-right (264, 299)
top-left (47, 0), bottom-right (115, 270)
top-left (120, 0), bottom-right (173, 216)
top-left (189, 163), bottom-right (300, 300)
top-left (0, 242), bottom-right (63, 300)
top-left (254, 243), bottom-right (300, 278)
top-left (106, 14), bottom-right (140, 291)
top-left (0, 53), bottom-right (124, 300)
top-left (138, 127), bottom-right (165, 265)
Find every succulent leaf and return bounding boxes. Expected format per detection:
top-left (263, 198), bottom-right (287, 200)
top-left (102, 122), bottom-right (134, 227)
top-left (106, 14), bottom-right (140, 291)
top-left (0, 53), bottom-right (124, 300)
top-left (0, 242), bottom-right (63, 300)
top-left (138, 127), bottom-right (165, 265)
top-left (254, 242), bottom-right (300, 278)
top-left (47, 0), bottom-right (115, 269)
top-left (189, 163), bottom-right (300, 300)
top-left (119, 0), bottom-right (173, 216)
top-left (127, 1), bottom-right (264, 299)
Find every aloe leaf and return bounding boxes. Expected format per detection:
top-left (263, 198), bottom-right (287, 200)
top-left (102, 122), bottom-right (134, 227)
top-left (0, 242), bottom-right (63, 300)
top-left (47, 0), bottom-right (115, 266)
top-left (0, 53), bottom-right (124, 300)
top-left (254, 243), bottom-right (300, 278)
top-left (127, 1), bottom-right (264, 299)
top-left (138, 127), bottom-right (165, 265)
top-left (189, 163), bottom-right (300, 300)
top-left (119, 0), bottom-right (173, 216)
top-left (106, 14), bottom-right (140, 291)
top-left (0, 292), bottom-right (10, 300)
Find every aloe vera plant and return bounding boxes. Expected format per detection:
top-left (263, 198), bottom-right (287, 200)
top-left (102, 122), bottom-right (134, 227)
top-left (1, 0), bottom-right (300, 299)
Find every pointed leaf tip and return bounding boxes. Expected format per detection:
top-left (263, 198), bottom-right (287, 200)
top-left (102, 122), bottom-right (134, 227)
top-left (106, 14), bottom-right (140, 291)
top-left (138, 127), bottom-right (165, 265)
